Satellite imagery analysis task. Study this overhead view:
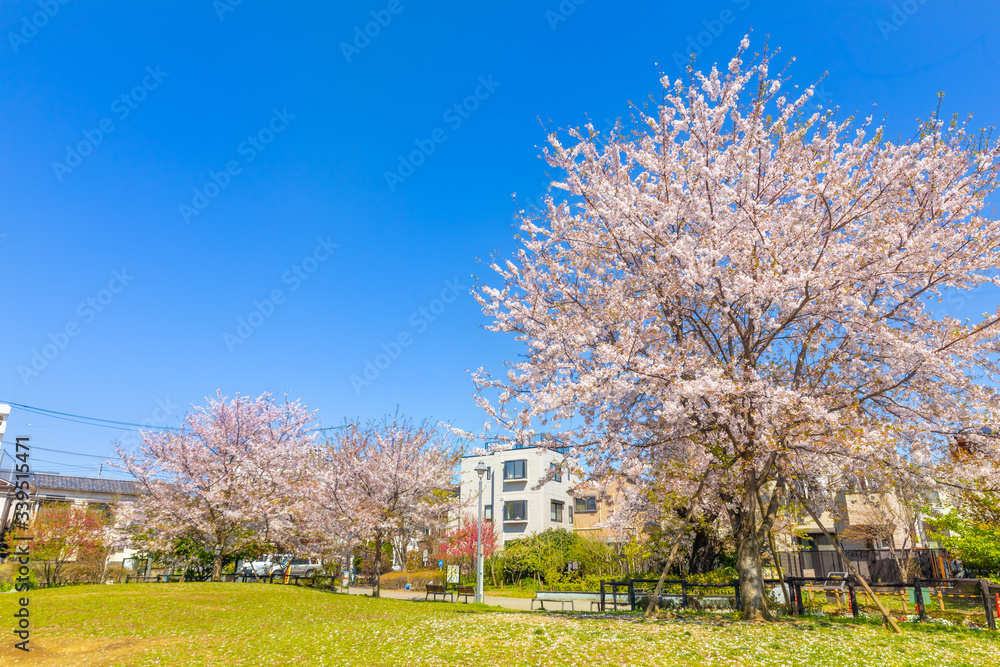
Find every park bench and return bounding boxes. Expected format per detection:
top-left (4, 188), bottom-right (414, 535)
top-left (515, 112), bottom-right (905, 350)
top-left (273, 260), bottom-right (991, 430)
top-left (425, 584), bottom-right (453, 602)
top-left (455, 585), bottom-right (476, 603)
top-left (531, 591), bottom-right (634, 611)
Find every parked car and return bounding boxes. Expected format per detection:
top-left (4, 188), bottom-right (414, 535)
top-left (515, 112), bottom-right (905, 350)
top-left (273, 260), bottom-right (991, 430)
top-left (240, 554), bottom-right (290, 578)
top-left (269, 556), bottom-right (321, 578)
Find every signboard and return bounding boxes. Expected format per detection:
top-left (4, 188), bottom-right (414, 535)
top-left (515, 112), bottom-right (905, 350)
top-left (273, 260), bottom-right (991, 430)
top-left (438, 559), bottom-right (444, 569)
top-left (446, 565), bottom-right (459, 585)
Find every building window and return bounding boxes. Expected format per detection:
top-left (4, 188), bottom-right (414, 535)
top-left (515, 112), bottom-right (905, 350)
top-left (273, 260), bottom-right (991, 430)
top-left (551, 501), bottom-right (564, 522)
top-left (569, 505), bottom-right (573, 524)
top-left (550, 462), bottom-right (562, 483)
top-left (503, 459), bottom-right (527, 481)
top-left (574, 495), bottom-right (597, 512)
top-left (503, 500), bottom-right (527, 521)
top-left (484, 504), bottom-right (493, 521)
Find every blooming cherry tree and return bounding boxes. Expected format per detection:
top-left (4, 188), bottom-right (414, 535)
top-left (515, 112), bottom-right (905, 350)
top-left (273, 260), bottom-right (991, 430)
top-left (117, 391), bottom-right (316, 581)
top-left (475, 39), bottom-right (1000, 619)
top-left (307, 413), bottom-right (459, 595)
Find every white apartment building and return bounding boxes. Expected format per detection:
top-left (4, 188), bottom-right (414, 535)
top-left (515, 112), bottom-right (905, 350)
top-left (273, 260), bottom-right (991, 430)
top-left (459, 445), bottom-right (575, 545)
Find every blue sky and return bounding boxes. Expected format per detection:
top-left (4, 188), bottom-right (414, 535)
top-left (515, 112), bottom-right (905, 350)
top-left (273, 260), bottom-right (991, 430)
top-left (1, 0), bottom-right (999, 475)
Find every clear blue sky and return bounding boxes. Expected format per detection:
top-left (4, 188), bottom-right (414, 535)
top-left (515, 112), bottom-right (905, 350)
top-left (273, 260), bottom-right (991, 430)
top-left (2, 0), bottom-right (998, 475)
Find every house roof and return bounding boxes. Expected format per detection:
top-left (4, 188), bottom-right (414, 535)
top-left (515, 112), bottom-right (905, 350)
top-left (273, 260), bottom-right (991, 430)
top-left (1, 471), bottom-right (138, 496)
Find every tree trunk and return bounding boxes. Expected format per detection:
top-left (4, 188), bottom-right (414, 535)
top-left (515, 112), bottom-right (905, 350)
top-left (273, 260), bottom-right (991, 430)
top-left (212, 552), bottom-right (223, 582)
top-left (734, 511), bottom-right (772, 621)
top-left (729, 473), bottom-right (780, 622)
top-left (688, 522), bottom-right (722, 574)
top-left (372, 533), bottom-right (382, 597)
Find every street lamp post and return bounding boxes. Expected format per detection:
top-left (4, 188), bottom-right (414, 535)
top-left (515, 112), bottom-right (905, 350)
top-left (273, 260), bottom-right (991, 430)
top-left (474, 461), bottom-right (488, 604)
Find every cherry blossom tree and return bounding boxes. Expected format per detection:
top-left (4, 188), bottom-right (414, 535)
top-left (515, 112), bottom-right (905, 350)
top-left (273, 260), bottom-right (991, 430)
top-left (307, 413), bottom-right (459, 596)
top-left (474, 38), bottom-right (1000, 620)
top-left (117, 391), bottom-right (316, 581)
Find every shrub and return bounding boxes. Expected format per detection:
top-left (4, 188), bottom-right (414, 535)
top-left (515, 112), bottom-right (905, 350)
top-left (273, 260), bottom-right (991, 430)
top-left (379, 569), bottom-right (444, 591)
top-left (0, 562), bottom-right (39, 591)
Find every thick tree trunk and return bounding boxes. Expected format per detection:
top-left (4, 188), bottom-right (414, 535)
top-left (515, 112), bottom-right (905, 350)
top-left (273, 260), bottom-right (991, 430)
top-left (688, 522), bottom-right (722, 574)
top-left (734, 510), bottom-right (772, 621)
top-left (730, 470), bottom-right (786, 621)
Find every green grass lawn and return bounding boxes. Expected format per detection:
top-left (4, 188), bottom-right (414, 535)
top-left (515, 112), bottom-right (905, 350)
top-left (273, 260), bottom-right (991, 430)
top-left (0, 583), bottom-right (997, 666)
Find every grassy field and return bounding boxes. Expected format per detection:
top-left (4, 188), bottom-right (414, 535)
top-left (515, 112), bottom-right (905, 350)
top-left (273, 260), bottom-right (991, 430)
top-left (0, 584), bottom-right (997, 666)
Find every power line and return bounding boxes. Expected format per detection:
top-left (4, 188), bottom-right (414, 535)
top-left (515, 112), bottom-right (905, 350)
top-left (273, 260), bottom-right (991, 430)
top-left (0, 441), bottom-right (113, 459)
top-left (1, 400), bottom-right (182, 432)
top-left (2, 400), bottom-right (343, 433)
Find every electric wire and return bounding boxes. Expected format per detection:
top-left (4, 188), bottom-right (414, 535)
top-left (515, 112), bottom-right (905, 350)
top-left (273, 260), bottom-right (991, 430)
top-left (2, 400), bottom-right (344, 433)
top-left (1, 400), bottom-right (182, 431)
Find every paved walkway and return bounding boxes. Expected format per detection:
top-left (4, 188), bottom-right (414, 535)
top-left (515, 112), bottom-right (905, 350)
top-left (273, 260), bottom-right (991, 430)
top-left (346, 585), bottom-right (535, 611)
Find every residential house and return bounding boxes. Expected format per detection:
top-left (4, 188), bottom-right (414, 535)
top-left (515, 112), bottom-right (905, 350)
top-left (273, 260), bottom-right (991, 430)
top-left (0, 471), bottom-right (139, 564)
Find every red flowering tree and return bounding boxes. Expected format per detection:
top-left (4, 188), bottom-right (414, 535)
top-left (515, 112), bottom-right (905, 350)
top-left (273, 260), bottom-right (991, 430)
top-left (441, 515), bottom-right (499, 579)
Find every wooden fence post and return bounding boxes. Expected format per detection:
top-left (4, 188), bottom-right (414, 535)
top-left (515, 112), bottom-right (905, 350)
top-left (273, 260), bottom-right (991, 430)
top-left (980, 579), bottom-right (996, 632)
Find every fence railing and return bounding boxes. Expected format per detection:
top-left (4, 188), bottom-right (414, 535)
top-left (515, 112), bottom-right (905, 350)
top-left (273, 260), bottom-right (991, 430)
top-left (600, 575), bottom-right (999, 632)
top-left (784, 575), bottom-right (998, 631)
top-left (599, 578), bottom-right (785, 613)
top-left (779, 548), bottom-right (953, 582)
top-left (126, 572), bottom-right (339, 589)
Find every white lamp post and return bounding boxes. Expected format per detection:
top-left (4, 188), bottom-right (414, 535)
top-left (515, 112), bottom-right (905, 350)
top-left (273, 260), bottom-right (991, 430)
top-left (474, 460), bottom-right (488, 604)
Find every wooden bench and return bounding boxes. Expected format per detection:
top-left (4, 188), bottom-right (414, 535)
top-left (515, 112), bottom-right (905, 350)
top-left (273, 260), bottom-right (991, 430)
top-left (425, 584), bottom-right (453, 602)
top-left (530, 591), bottom-right (633, 611)
top-left (455, 585), bottom-right (476, 603)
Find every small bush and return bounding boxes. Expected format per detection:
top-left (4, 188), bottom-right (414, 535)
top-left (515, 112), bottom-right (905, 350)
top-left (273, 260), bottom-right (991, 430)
top-left (0, 562), bottom-right (39, 591)
top-left (379, 569), bottom-right (444, 591)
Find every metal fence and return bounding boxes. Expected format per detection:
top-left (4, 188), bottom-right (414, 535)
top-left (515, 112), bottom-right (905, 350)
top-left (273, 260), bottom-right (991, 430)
top-left (779, 549), bottom-right (953, 582)
top-left (599, 575), bottom-right (999, 633)
top-left (784, 576), bottom-right (998, 631)
top-left (599, 578), bottom-right (785, 613)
